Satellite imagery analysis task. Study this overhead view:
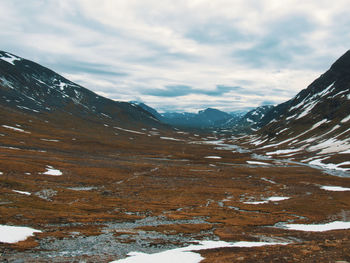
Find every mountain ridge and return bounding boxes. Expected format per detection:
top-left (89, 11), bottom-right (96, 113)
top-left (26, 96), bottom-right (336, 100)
top-left (0, 50), bottom-right (162, 129)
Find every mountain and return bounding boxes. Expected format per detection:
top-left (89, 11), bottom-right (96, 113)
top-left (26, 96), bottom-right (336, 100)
top-left (249, 50), bottom-right (350, 169)
top-left (222, 105), bottom-right (274, 131)
top-left (242, 105), bottom-right (274, 127)
top-left (0, 51), bottom-right (161, 128)
top-left (1, 51), bottom-right (350, 262)
top-left (131, 102), bottom-right (236, 129)
top-left (161, 108), bottom-right (233, 129)
top-left (130, 101), bottom-right (163, 120)
top-left (132, 100), bottom-right (272, 131)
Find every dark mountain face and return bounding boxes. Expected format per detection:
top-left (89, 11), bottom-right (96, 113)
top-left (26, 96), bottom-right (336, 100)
top-left (197, 108), bottom-right (232, 121)
top-left (249, 50), bottom-right (350, 163)
top-left (0, 51), bottom-right (160, 128)
top-left (130, 102), bottom-right (163, 120)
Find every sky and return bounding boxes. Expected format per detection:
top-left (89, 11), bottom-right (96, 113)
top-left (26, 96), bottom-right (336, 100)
top-left (1, 0), bottom-right (350, 113)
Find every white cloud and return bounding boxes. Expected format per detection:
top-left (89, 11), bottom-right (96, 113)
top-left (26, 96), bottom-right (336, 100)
top-left (1, 0), bottom-right (349, 112)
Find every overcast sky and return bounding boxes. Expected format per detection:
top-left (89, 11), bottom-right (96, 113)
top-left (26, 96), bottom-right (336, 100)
top-left (1, 0), bottom-right (349, 112)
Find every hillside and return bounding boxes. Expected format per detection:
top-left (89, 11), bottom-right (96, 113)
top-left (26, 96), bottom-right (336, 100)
top-left (246, 50), bottom-right (350, 172)
top-left (223, 105), bottom-right (274, 132)
top-left (0, 51), bottom-right (161, 129)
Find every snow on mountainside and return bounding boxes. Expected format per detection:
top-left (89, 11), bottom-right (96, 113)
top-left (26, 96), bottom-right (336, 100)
top-left (247, 50), bottom-right (350, 170)
top-left (224, 105), bottom-right (274, 131)
top-left (0, 51), bottom-right (160, 127)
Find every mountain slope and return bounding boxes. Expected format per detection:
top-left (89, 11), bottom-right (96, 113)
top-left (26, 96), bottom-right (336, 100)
top-left (0, 51), bottom-right (160, 128)
top-left (223, 105), bottom-right (274, 131)
top-left (130, 101), bottom-right (163, 120)
top-left (248, 50), bottom-right (350, 170)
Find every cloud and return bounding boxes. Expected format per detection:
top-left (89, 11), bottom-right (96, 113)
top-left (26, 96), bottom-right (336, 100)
top-left (260, 100), bottom-right (277, 106)
top-left (232, 15), bottom-right (316, 68)
top-left (0, 0), bottom-right (349, 112)
top-left (145, 85), bottom-right (193, 97)
top-left (50, 61), bottom-right (128, 77)
top-left (145, 84), bottom-right (240, 97)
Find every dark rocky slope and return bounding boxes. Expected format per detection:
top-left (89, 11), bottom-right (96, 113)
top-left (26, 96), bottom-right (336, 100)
top-left (0, 51), bottom-right (161, 128)
top-left (247, 50), bottom-right (350, 170)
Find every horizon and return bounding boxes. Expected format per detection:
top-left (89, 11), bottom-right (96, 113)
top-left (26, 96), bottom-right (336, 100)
top-left (1, 1), bottom-right (349, 112)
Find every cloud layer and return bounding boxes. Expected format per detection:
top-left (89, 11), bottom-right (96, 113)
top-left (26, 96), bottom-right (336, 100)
top-left (1, 0), bottom-right (349, 112)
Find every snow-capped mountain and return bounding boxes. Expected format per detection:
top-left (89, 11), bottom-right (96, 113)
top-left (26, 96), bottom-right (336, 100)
top-left (133, 100), bottom-right (272, 131)
top-left (244, 105), bottom-right (274, 127)
top-left (249, 50), bottom-right (350, 169)
top-left (162, 108), bottom-right (234, 129)
top-left (0, 51), bottom-right (160, 127)
top-left (223, 105), bottom-right (274, 131)
top-left (131, 102), bottom-right (236, 129)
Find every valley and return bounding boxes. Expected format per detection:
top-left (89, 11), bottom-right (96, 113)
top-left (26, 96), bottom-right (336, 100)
top-left (1, 108), bottom-right (350, 262)
top-left (0, 50), bottom-right (350, 262)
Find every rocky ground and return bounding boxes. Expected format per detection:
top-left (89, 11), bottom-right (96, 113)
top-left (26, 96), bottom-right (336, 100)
top-left (0, 109), bottom-right (350, 262)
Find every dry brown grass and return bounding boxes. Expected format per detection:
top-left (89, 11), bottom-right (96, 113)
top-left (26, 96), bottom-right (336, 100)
top-left (1, 107), bottom-right (350, 261)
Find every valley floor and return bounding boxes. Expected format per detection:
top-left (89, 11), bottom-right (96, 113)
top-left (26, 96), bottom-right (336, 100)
top-left (0, 110), bottom-right (350, 262)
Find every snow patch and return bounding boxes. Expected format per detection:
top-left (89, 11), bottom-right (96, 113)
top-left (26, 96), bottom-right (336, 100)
top-left (276, 128), bottom-right (289, 135)
top-left (111, 240), bottom-right (288, 263)
top-left (266, 149), bottom-right (301, 155)
top-left (320, 186), bottom-right (350, 191)
top-left (160, 137), bottom-right (182, 141)
top-left (310, 119), bottom-right (328, 130)
top-left (296, 100), bottom-right (317, 120)
top-left (286, 114), bottom-right (297, 120)
top-left (0, 225), bottom-right (41, 243)
top-left (341, 115), bottom-right (350, 123)
top-left (2, 125), bottom-right (30, 134)
top-left (246, 161), bottom-right (270, 166)
top-left (40, 138), bottom-right (60, 142)
top-left (101, 113), bottom-right (112, 118)
top-left (114, 127), bottom-right (145, 135)
top-left (43, 166), bottom-right (63, 176)
top-left (309, 137), bottom-right (350, 155)
top-left (204, 156), bottom-right (222, 159)
top-left (0, 146), bottom-right (20, 150)
top-left (244, 196), bottom-right (289, 205)
top-left (281, 221), bottom-right (350, 232)
top-left (318, 82), bottom-right (335, 97)
top-left (0, 53), bottom-right (21, 65)
top-left (17, 106), bottom-right (40, 113)
top-left (309, 158), bottom-right (350, 171)
top-left (261, 178), bottom-right (276, 184)
top-left (13, 190), bottom-right (31, 195)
